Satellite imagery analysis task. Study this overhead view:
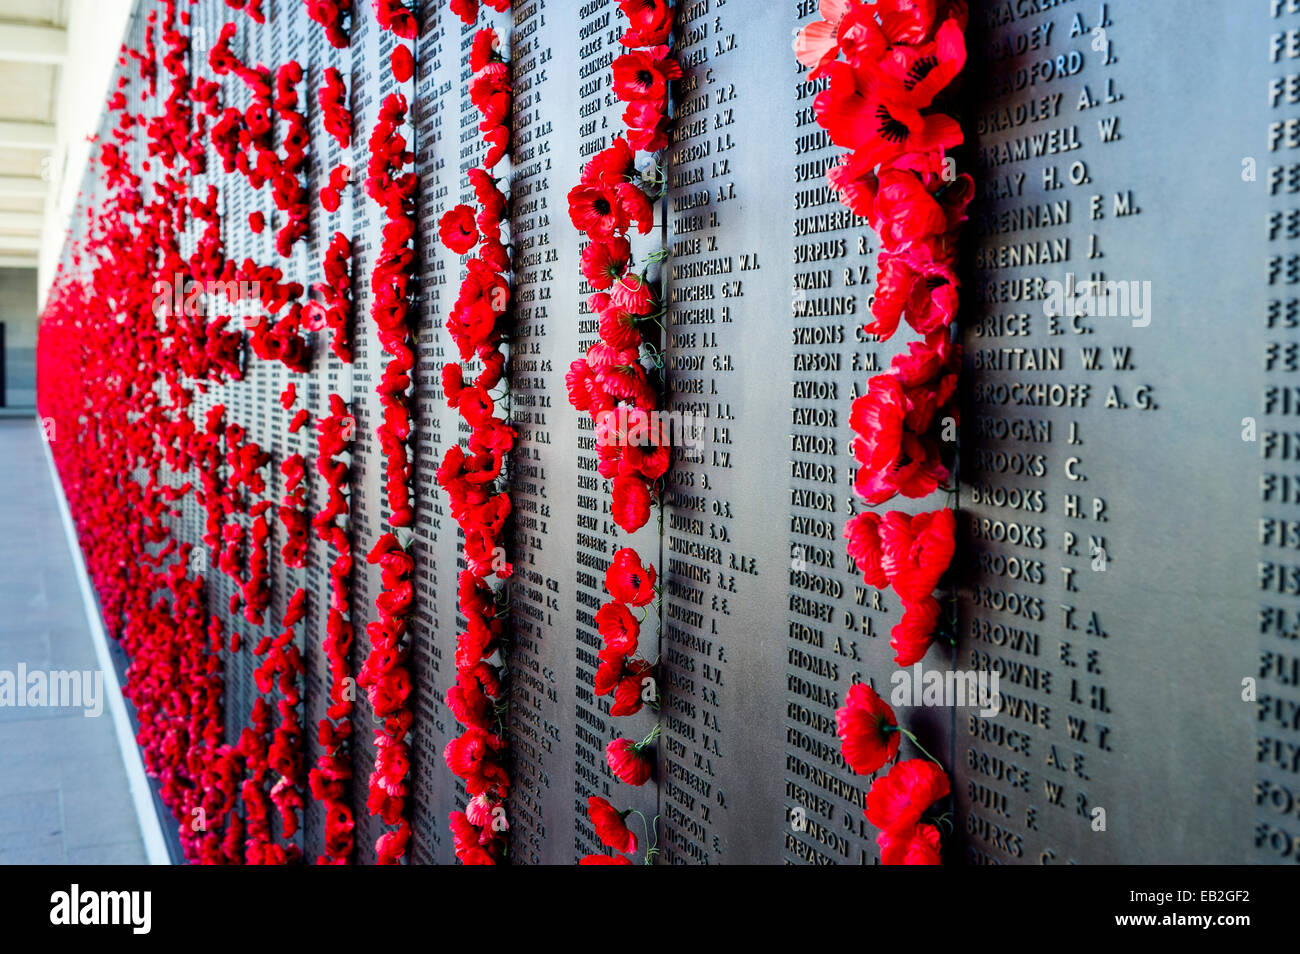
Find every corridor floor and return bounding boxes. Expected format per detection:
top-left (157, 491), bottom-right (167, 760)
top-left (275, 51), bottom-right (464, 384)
top-left (0, 417), bottom-right (148, 863)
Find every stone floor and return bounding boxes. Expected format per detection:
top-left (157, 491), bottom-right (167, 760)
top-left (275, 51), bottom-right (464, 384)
top-left (0, 417), bottom-right (147, 864)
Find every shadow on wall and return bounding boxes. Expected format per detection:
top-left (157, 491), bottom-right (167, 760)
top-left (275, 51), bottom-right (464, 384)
top-left (0, 267), bottom-right (38, 411)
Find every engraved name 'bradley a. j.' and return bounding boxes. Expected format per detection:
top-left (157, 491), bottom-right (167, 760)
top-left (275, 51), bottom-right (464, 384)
top-left (1042, 272), bottom-right (1151, 327)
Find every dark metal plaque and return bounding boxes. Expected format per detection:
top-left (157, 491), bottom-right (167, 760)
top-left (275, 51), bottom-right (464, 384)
top-left (953, 0), bottom-right (1275, 865)
top-left (656, 0), bottom-right (950, 865)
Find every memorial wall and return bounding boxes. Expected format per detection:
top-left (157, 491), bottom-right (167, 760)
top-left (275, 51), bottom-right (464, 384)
top-left (33, 0), bottom-right (1300, 864)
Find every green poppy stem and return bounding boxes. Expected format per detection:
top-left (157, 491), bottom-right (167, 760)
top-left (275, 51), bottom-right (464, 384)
top-left (896, 727), bottom-right (944, 769)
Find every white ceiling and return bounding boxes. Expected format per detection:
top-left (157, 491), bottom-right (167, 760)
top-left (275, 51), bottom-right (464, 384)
top-left (0, 0), bottom-right (64, 267)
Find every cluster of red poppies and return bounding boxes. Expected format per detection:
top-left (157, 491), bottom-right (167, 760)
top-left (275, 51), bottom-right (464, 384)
top-left (611, 42), bottom-right (678, 151)
top-left (357, 30), bottom-right (421, 861)
top-left (236, 263), bottom-right (311, 373)
top-left (564, 147), bottom-right (663, 534)
top-left (311, 393), bottom-right (358, 863)
top-left (435, 23), bottom-right (515, 867)
top-left (304, 0), bottom-right (351, 48)
top-left (202, 27), bottom-right (319, 372)
top-left (796, 0), bottom-right (971, 865)
top-left (150, 9), bottom-right (208, 176)
top-left (592, 561), bottom-right (659, 856)
top-left (38, 0), bottom-right (381, 865)
top-left (253, 589), bottom-right (308, 840)
top-left (357, 531), bottom-right (414, 864)
top-left (208, 30), bottom-right (314, 259)
top-left (43, 118), bottom-right (231, 868)
top-left (565, 7), bottom-right (676, 534)
top-left (566, 0), bottom-right (679, 867)
top-left (835, 684), bottom-right (950, 865)
top-left (218, 424), bottom-right (276, 625)
top-left (594, 547), bottom-right (657, 721)
top-left (319, 67), bottom-right (352, 149)
top-left (214, 402), bottom-right (307, 861)
top-left (278, 446), bottom-right (310, 568)
top-left (304, 231), bottom-right (354, 362)
top-left (317, 64), bottom-right (354, 225)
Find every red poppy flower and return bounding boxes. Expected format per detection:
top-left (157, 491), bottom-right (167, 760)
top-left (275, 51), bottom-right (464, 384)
top-left (613, 184), bottom-right (655, 236)
top-left (844, 511), bottom-right (889, 588)
top-left (623, 438), bottom-right (669, 481)
top-left (869, 169), bottom-right (948, 249)
top-left (599, 301), bottom-right (643, 352)
top-left (444, 727), bottom-right (509, 797)
top-left (872, 18), bottom-right (966, 109)
top-left (826, 149), bottom-right (880, 217)
top-left (451, 0), bottom-right (478, 25)
top-left (471, 29), bottom-right (500, 72)
top-left (890, 596), bottom-right (941, 665)
top-left (595, 601), bottom-right (640, 655)
top-left (611, 660), bottom-right (652, 717)
top-left (249, 210), bottom-right (265, 232)
top-left (869, 248), bottom-right (959, 338)
top-left (612, 473), bottom-right (652, 532)
top-left (594, 647), bottom-right (626, 698)
top-left (879, 0), bottom-right (963, 47)
top-left (879, 507), bottom-right (955, 602)
top-left (306, 1), bottom-right (351, 48)
top-left (865, 757), bottom-right (950, 832)
top-left (581, 237), bottom-right (632, 290)
top-left (449, 811), bottom-right (496, 865)
top-left (612, 46), bottom-right (680, 109)
top-left (850, 367), bottom-right (952, 506)
top-left (443, 363), bottom-right (465, 406)
top-left (465, 794), bottom-right (495, 829)
top-left (470, 63), bottom-right (511, 127)
top-left (610, 271), bottom-right (656, 316)
top-left (854, 434), bottom-right (947, 505)
top-left (849, 374), bottom-right (907, 473)
top-left (794, 0), bottom-right (852, 75)
top-left (390, 45), bottom-right (415, 83)
top-left (439, 205), bottom-right (479, 253)
top-left (568, 184), bottom-right (626, 239)
top-left (878, 821), bottom-right (942, 865)
top-left (588, 796), bottom-right (637, 854)
top-left (606, 547), bottom-right (657, 606)
top-left (606, 737), bottom-right (653, 786)
top-left (580, 854), bottom-right (634, 865)
top-left (581, 138), bottom-right (637, 189)
top-left (483, 125), bottom-right (509, 169)
top-left (617, 0), bottom-right (673, 47)
top-left (814, 61), bottom-right (962, 163)
top-left (836, 683), bottom-right (900, 775)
